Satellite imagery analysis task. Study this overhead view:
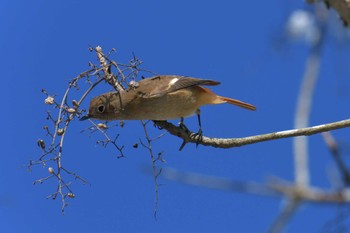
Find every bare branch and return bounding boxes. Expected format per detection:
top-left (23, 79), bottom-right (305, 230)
top-left (268, 199), bottom-right (300, 233)
top-left (33, 46), bottom-right (157, 211)
top-left (293, 9), bottom-right (326, 188)
top-left (322, 132), bottom-right (350, 186)
top-left (160, 168), bottom-right (278, 196)
top-left (95, 46), bottom-right (125, 92)
top-left (154, 118), bottom-right (350, 149)
top-left (161, 168), bottom-right (350, 203)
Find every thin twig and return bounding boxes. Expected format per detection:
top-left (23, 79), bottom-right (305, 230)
top-left (161, 168), bottom-right (350, 203)
top-left (88, 120), bottom-right (125, 158)
top-left (268, 199), bottom-right (300, 233)
top-left (322, 132), bottom-right (350, 186)
top-left (95, 46), bottom-right (124, 92)
top-left (140, 120), bottom-right (163, 219)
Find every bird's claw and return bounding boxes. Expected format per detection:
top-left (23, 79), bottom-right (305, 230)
top-left (192, 128), bottom-right (203, 147)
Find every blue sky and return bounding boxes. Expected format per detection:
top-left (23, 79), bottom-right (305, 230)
top-left (2, 0), bottom-right (350, 232)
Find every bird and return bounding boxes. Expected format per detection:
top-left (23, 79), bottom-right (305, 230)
top-left (80, 75), bottom-right (256, 131)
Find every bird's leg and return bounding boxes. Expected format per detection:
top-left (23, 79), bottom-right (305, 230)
top-left (178, 117), bottom-right (190, 132)
top-left (177, 117), bottom-right (191, 151)
top-left (178, 110), bottom-right (203, 148)
top-left (193, 109), bottom-right (203, 147)
top-left (197, 109), bottom-right (202, 134)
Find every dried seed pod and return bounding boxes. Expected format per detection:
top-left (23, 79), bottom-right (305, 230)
top-left (120, 120), bottom-right (125, 128)
top-left (66, 108), bottom-right (76, 113)
top-left (97, 123), bottom-right (108, 130)
top-left (72, 100), bottom-right (79, 108)
top-left (37, 139), bottom-right (46, 149)
top-left (44, 96), bottom-right (55, 105)
top-left (57, 128), bottom-right (64, 136)
top-left (48, 167), bottom-right (54, 174)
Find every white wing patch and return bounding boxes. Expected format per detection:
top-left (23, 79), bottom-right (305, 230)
top-left (169, 77), bottom-right (179, 87)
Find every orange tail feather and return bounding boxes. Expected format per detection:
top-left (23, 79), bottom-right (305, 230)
top-left (197, 86), bottom-right (256, 110)
top-left (219, 96), bottom-right (256, 111)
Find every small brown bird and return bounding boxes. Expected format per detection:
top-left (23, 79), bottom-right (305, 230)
top-left (81, 75), bottom-right (256, 125)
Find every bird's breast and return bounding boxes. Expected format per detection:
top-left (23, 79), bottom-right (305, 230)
top-left (119, 88), bottom-right (201, 120)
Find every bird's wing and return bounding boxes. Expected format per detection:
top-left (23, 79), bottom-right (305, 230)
top-left (142, 75), bottom-right (220, 98)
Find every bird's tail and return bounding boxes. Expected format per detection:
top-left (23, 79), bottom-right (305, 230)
top-left (217, 96), bottom-right (256, 111)
top-left (198, 86), bottom-right (256, 111)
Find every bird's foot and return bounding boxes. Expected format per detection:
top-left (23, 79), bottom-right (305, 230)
top-left (191, 128), bottom-right (203, 148)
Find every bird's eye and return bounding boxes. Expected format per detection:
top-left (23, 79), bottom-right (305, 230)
top-left (97, 105), bottom-right (105, 113)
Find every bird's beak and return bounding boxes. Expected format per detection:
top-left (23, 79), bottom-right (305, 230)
top-left (80, 115), bottom-right (91, 121)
